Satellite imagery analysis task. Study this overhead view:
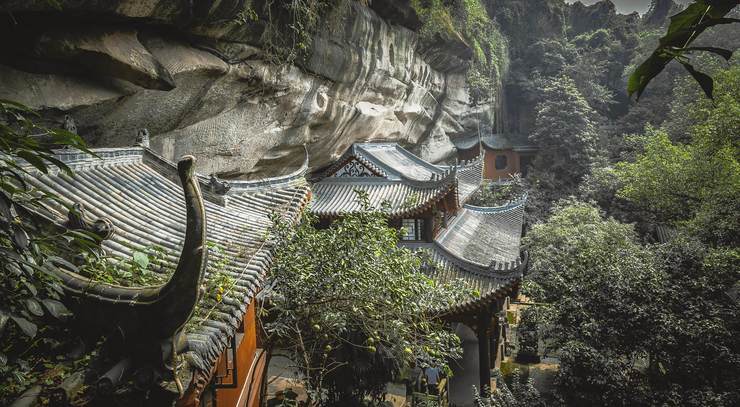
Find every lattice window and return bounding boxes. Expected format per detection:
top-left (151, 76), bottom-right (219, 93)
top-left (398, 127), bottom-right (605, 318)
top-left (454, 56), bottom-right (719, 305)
top-left (332, 159), bottom-right (378, 177)
top-left (401, 219), bottom-right (424, 241)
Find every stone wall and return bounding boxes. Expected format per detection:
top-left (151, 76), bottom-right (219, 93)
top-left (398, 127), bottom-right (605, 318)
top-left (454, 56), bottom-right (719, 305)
top-left (0, 0), bottom-right (491, 178)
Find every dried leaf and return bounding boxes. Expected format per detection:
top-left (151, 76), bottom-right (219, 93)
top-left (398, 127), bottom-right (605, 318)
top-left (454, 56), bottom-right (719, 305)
top-left (11, 226), bottom-right (29, 250)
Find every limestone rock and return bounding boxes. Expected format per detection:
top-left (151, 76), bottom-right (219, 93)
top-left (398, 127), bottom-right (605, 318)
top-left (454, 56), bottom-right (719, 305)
top-left (32, 28), bottom-right (176, 90)
top-left (0, 1), bottom-right (489, 178)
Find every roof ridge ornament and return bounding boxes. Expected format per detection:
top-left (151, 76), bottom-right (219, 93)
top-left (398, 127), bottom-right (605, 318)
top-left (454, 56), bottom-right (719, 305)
top-left (65, 203), bottom-right (115, 241)
top-left (45, 155), bottom-right (209, 394)
top-left (209, 174), bottom-right (231, 195)
top-left (61, 115), bottom-right (77, 150)
top-left (63, 114), bottom-right (77, 134)
top-left (135, 128), bottom-right (150, 148)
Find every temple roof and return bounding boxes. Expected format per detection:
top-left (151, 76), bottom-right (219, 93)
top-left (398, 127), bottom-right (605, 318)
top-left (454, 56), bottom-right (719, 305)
top-left (20, 147), bottom-right (310, 388)
top-left (312, 143), bottom-right (483, 216)
top-left (452, 133), bottom-right (537, 152)
top-left (311, 177), bottom-right (455, 217)
top-left (436, 196), bottom-right (526, 268)
top-left (437, 157), bottom-right (484, 205)
top-left (401, 195), bottom-right (527, 316)
top-left (339, 143), bottom-right (448, 181)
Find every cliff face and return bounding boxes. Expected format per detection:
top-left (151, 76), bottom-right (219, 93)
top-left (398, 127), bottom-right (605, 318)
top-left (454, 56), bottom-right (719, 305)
top-left (0, 0), bottom-right (486, 177)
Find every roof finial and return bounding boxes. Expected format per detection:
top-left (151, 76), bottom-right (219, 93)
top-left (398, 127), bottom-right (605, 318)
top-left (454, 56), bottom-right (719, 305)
top-left (136, 129), bottom-right (150, 148)
top-left (63, 114), bottom-right (77, 134)
top-left (209, 174), bottom-right (231, 195)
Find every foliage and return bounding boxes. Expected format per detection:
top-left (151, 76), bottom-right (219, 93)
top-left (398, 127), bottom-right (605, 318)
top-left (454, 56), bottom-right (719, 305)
top-left (616, 65), bottom-right (740, 246)
top-left (530, 75), bottom-right (600, 186)
top-left (577, 165), bottom-right (639, 224)
top-left (411, 0), bottom-right (508, 104)
top-left (474, 369), bottom-right (544, 407)
top-left (628, 0), bottom-right (739, 100)
top-left (203, 242), bottom-right (236, 305)
top-left (646, 236), bottom-right (740, 406)
top-left (461, 0), bottom-right (509, 105)
top-left (514, 307), bottom-right (539, 364)
top-left (76, 244), bottom-right (170, 286)
top-left (263, 194), bottom-right (467, 406)
top-left (0, 100), bottom-right (93, 400)
top-left (258, 0), bottom-right (364, 64)
top-left (525, 74), bottom-right (602, 220)
top-left (523, 199), bottom-right (740, 405)
top-left (523, 201), bottom-right (665, 406)
top-left (468, 175), bottom-right (526, 207)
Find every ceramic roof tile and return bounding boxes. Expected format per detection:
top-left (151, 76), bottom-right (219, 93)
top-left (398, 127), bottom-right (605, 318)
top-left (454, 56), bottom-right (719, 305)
top-left (21, 147), bottom-right (310, 378)
top-left (436, 196), bottom-right (526, 267)
top-left (310, 177), bottom-right (454, 217)
top-left (354, 143), bottom-right (445, 181)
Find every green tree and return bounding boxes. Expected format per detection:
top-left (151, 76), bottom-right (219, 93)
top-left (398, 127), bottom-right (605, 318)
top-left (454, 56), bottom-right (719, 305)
top-left (468, 175), bottom-right (527, 207)
top-left (522, 200), bottom-right (740, 406)
top-left (474, 369), bottom-right (544, 407)
top-left (523, 201), bottom-right (664, 406)
top-left (0, 100), bottom-right (94, 401)
top-left (646, 237), bottom-right (740, 406)
top-left (530, 75), bottom-right (601, 186)
top-left (616, 65), bottom-right (740, 246)
top-left (262, 196), bottom-right (466, 406)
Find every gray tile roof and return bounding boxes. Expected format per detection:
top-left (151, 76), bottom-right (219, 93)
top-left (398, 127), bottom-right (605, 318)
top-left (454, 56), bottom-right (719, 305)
top-left (437, 156), bottom-right (483, 204)
top-left (452, 133), bottom-right (536, 152)
top-left (310, 176), bottom-right (455, 217)
top-left (353, 143), bottom-right (447, 181)
top-left (312, 142), bottom-right (525, 314)
top-left (312, 143), bottom-right (484, 217)
top-left (401, 195), bottom-right (527, 313)
top-left (402, 242), bottom-right (519, 295)
top-left (436, 196), bottom-right (526, 268)
top-left (21, 147), bottom-right (310, 377)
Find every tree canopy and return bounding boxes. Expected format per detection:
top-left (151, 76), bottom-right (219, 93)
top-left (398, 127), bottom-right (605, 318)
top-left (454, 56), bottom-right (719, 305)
top-left (262, 196), bottom-right (469, 405)
top-left (616, 65), bottom-right (740, 246)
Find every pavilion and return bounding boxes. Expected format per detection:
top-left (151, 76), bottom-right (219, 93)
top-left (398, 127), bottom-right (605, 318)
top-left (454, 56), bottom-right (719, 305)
top-left (311, 142), bottom-right (527, 398)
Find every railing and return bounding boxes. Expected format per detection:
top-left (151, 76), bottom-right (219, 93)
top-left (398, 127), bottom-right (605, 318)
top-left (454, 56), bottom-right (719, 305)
top-left (410, 377), bottom-right (448, 406)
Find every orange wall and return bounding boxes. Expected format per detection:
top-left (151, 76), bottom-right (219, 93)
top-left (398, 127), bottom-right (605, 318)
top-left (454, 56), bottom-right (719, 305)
top-left (215, 300), bottom-right (262, 407)
top-left (483, 149), bottom-right (520, 180)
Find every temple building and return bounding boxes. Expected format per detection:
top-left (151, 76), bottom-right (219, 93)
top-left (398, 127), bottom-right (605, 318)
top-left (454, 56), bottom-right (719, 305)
top-left (311, 143), bottom-right (527, 401)
top-left (453, 134), bottom-right (538, 180)
top-left (19, 144), bottom-right (311, 407)
top-left (311, 143), bottom-right (484, 240)
top-left (19, 140), bottom-right (525, 406)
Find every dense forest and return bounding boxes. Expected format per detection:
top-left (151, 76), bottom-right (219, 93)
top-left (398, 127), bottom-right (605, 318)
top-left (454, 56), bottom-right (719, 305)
top-left (481, 1), bottom-right (740, 406)
top-left (0, 0), bottom-right (738, 406)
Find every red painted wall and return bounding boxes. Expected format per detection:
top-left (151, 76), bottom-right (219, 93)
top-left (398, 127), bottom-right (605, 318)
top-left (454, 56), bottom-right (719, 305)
top-left (215, 300), bottom-right (262, 407)
top-left (483, 149), bottom-right (520, 180)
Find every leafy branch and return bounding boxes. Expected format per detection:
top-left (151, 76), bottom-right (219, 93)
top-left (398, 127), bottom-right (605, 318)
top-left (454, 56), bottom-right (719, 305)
top-left (628, 0), bottom-right (739, 100)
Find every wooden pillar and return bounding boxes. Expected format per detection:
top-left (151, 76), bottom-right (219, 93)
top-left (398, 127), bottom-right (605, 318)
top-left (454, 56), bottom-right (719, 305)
top-left (490, 318), bottom-right (500, 369)
top-left (477, 309), bottom-right (492, 395)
